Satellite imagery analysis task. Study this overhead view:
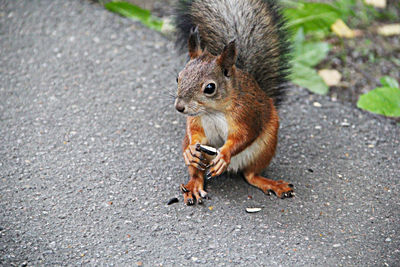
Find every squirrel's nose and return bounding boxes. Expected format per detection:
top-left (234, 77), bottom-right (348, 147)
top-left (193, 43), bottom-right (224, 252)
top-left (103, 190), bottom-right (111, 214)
top-left (175, 98), bottom-right (186, 113)
top-left (175, 103), bottom-right (185, 113)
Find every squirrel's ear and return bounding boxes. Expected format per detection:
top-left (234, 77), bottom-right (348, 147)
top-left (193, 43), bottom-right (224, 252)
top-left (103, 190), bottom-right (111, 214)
top-left (188, 26), bottom-right (202, 59)
top-left (218, 40), bottom-right (237, 77)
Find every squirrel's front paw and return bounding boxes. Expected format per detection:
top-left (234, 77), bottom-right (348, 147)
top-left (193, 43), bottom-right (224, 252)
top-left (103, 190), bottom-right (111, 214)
top-left (183, 144), bottom-right (207, 171)
top-left (208, 152), bottom-right (230, 178)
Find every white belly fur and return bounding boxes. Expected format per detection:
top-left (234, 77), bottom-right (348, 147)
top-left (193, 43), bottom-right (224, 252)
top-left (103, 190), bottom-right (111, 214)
top-left (200, 112), bottom-right (263, 173)
top-left (201, 112), bottom-right (228, 148)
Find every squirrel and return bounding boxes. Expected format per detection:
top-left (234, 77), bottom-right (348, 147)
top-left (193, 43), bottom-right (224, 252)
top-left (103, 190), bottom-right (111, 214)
top-left (174, 0), bottom-right (293, 205)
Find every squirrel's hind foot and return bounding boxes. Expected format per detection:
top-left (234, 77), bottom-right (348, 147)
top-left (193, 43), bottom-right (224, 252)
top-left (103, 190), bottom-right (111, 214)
top-left (244, 173), bottom-right (294, 199)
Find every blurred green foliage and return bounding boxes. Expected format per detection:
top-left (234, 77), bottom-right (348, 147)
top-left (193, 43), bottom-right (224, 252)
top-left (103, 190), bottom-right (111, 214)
top-left (290, 29), bottom-right (330, 95)
top-left (284, 1), bottom-right (342, 94)
top-left (284, 2), bottom-right (342, 37)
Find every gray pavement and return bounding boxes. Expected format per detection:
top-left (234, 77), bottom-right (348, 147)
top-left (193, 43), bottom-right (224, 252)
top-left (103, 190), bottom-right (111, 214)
top-left (0, 0), bottom-right (399, 266)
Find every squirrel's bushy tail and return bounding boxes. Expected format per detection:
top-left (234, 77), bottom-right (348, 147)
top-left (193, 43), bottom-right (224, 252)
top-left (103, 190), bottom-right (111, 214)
top-left (175, 0), bottom-right (291, 106)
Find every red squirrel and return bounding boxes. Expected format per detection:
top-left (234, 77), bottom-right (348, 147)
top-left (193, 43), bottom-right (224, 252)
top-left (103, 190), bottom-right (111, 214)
top-left (174, 0), bottom-right (293, 205)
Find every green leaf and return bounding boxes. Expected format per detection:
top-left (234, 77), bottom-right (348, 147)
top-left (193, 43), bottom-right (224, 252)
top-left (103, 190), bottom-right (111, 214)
top-left (290, 63), bottom-right (329, 95)
top-left (105, 1), bottom-right (150, 20)
top-left (380, 76), bottom-right (399, 89)
top-left (293, 41), bottom-right (330, 67)
top-left (357, 87), bottom-right (400, 117)
top-left (104, 1), bottom-right (163, 32)
top-left (284, 2), bottom-right (341, 35)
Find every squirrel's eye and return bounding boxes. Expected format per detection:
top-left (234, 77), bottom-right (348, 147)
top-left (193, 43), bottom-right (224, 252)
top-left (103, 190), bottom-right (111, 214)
top-left (204, 83), bottom-right (216, 95)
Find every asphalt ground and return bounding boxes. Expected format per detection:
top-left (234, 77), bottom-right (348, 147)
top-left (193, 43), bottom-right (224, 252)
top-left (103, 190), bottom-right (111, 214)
top-left (0, 0), bottom-right (399, 266)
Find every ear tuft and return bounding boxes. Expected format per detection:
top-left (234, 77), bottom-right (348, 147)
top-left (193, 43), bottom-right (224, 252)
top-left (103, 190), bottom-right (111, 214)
top-left (217, 39), bottom-right (237, 77)
top-left (188, 26), bottom-right (202, 59)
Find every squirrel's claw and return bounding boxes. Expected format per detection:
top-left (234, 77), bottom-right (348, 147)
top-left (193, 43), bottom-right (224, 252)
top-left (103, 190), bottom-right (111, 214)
top-left (180, 184), bottom-right (190, 193)
top-left (186, 197), bottom-right (195, 206)
top-left (262, 181), bottom-right (294, 199)
top-left (181, 184), bottom-right (195, 205)
top-left (209, 153), bottom-right (229, 177)
top-left (280, 191), bottom-right (295, 199)
top-left (183, 145), bottom-right (207, 171)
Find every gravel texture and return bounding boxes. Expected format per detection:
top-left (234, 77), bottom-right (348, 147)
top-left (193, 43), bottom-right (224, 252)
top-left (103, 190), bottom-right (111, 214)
top-left (0, 0), bottom-right (399, 266)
